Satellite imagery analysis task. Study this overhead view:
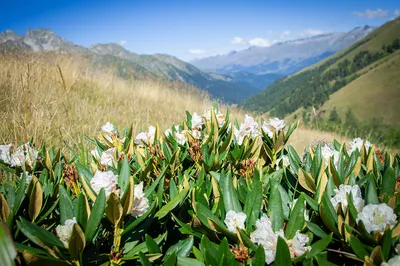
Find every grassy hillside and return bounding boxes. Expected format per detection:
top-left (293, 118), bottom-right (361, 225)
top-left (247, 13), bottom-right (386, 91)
top-left (0, 51), bottom-right (244, 149)
top-left (242, 17), bottom-right (400, 147)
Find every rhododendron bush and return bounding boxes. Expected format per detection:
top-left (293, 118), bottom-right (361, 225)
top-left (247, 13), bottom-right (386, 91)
top-left (0, 107), bottom-right (399, 266)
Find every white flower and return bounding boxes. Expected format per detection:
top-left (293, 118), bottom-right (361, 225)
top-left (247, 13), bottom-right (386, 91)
top-left (100, 148), bottom-right (117, 166)
top-left (251, 214), bottom-right (310, 264)
top-left (101, 122), bottom-right (115, 134)
top-left (349, 138), bottom-right (372, 154)
top-left (288, 230), bottom-right (311, 257)
top-left (276, 155), bottom-right (290, 170)
top-left (130, 182), bottom-right (150, 217)
top-left (330, 184), bottom-right (364, 213)
top-left (250, 215), bottom-right (279, 264)
top-left (190, 129), bottom-right (202, 139)
top-left (0, 144), bottom-right (12, 164)
top-left (203, 108), bottom-right (225, 127)
top-left (321, 144), bottom-right (340, 168)
top-left (224, 210), bottom-right (247, 233)
top-left (262, 118), bottom-right (285, 138)
top-left (381, 255), bottom-right (400, 266)
top-left (135, 126), bottom-right (156, 146)
top-left (175, 131), bottom-right (187, 145)
top-left (90, 170), bottom-right (118, 198)
top-left (191, 112), bottom-right (204, 130)
top-left (10, 143), bottom-right (38, 168)
top-left (55, 217), bottom-right (77, 248)
top-left (234, 115), bottom-right (260, 145)
top-left (357, 204), bottom-right (397, 233)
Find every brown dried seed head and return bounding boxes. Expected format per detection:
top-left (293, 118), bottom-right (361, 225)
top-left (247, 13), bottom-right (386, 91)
top-left (375, 150), bottom-right (385, 164)
top-left (63, 164), bottom-right (78, 187)
top-left (232, 245), bottom-right (250, 262)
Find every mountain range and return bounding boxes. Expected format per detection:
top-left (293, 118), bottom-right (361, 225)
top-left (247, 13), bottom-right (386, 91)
top-left (191, 26), bottom-right (375, 75)
top-left (0, 26), bottom-right (373, 104)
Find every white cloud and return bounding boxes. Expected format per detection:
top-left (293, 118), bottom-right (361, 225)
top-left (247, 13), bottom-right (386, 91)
top-left (248, 38), bottom-right (271, 47)
top-left (231, 37), bottom-right (246, 45)
top-left (299, 29), bottom-right (326, 37)
top-left (352, 9), bottom-right (389, 19)
top-left (279, 31), bottom-right (291, 40)
top-left (189, 49), bottom-right (207, 55)
top-left (394, 9), bottom-right (400, 17)
top-left (119, 40), bottom-right (127, 46)
top-left (231, 36), bottom-right (272, 47)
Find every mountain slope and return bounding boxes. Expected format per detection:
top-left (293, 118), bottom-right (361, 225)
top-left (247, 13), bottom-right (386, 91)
top-left (0, 29), bottom-right (260, 103)
top-left (242, 17), bottom-right (400, 124)
top-left (191, 26), bottom-right (374, 75)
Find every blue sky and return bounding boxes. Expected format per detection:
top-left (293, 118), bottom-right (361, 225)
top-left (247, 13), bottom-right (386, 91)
top-left (1, 0), bottom-right (399, 61)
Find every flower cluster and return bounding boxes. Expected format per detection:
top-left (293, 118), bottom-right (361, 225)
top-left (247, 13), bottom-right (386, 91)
top-left (135, 126), bottom-right (156, 146)
top-left (0, 143), bottom-right (38, 168)
top-left (90, 170), bottom-right (119, 198)
top-left (91, 147), bottom-right (120, 166)
top-left (348, 138), bottom-right (372, 154)
top-left (250, 215), bottom-right (311, 264)
top-left (357, 203), bottom-right (397, 234)
top-left (321, 144), bottom-right (340, 167)
top-left (330, 184), bottom-right (365, 213)
top-left (55, 217), bottom-right (77, 248)
top-left (262, 118), bottom-right (286, 138)
top-left (130, 182), bottom-right (150, 217)
top-left (224, 210), bottom-right (247, 234)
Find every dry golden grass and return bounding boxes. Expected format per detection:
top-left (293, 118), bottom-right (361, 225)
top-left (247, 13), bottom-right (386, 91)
top-left (0, 52), bottom-right (245, 149)
top-left (0, 51), bottom-right (355, 153)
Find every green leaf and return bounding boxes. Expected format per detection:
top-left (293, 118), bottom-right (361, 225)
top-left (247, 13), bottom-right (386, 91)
top-left (269, 184), bottom-right (284, 232)
top-left (244, 175), bottom-right (262, 230)
top-left (139, 251), bottom-right (152, 266)
top-left (13, 173), bottom-right (26, 213)
top-left (200, 235), bottom-right (218, 266)
top-left (59, 186), bottom-right (75, 224)
top-left (349, 235), bottom-right (369, 259)
top-left (306, 222), bottom-right (328, 239)
top-left (155, 188), bottom-right (189, 219)
top-left (177, 257), bottom-right (205, 266)
top-left (119, 157), bottom-right (131, 193)
top-left (145, 234), bottom-right (161, 254)
top-left (381, 229), bottom-right (392, 262)
top-left (164, 236), bottom-right (193, 260)
top-left (238, 229), bottom-right (258, 251)
top-left (123, 200), bottom-right (156, 235)
top-left (220, 171), bottom-right (241, 212)
top-left (275, 236), bottom-right (291, 266)
top-left (381, 167), bottom-right (396, 197)
top-left (285, 194), bottom-right (305, 239)
top-left (69, 224), bottom-right (86, 259)
top-left (105, 192), bottom-right (123, 226)
top-left (75, 194), bottom-right (88, 230)
top-left (298, 168), bottom-right (316, 193)
top-left (85, 188), bottom-right (106, 242)
top-left (17, 218), bottom-right (64, 249)
top-left (0, 223), bottom-right (16, 266)
top-left (366, 177), bottom-right (379, 205)
top-left (307, 233), bottom-right (332, 259)
top-left (319, 192), bottom-right (338, 234)
top-left (163, 252), bottom-right (177, 266)
top-left (252, 245), bottom-right (266, 266)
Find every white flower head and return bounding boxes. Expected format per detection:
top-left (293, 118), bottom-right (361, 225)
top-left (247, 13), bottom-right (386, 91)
top-left (276, 155), bottom-right (290, 170)
top-left (10, 143), bottom-right (38, 168)
top-left (357, 204), bottom-right (397, 234)
top-left (224, 210), bottom-right (247, 234)
top-left (330, 184), bottom-right (365, 213)
top-left (0, 144), bottom-right (12, 164)
top-left (234, 115), bottom-right (260, 145)
top-left (191, 112), bottom-right (204, 130)
top-left (175, 130), bottom-right (188, 145)
top-left (250, 215), bottom-right (278, 264)
top-left (262, 118), bottom-right (285, 138)
top-left (381, 255), bottom-right (400, 266)
top-left (321, 144), bottom-right (340, 168)
top-left (55, 217), bottom-right (77, 248)
top-left (101, 122), bottom-right (115, 134)
top-left (190, 129), bottom-right (202, 140)
top-left (90, 170), bottom-right (118, 198)
top-left (203, 108), bottom-right (225, 127)
top-left (349, 138), bottom-right (372, 154)
top-left (288, 230), bottom-right (311, 257)
top-left (130, 182), bottom-right (150, 217)
top-left (135, 126), bottom-right (156, 146)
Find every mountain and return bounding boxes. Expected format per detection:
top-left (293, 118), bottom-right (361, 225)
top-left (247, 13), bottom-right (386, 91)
top-left (242, 17), bottom-right (400, 146)
top-left (0, 29), bottom-right (260, 103)
top-left (191, 26), bottom-right (374, 75)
